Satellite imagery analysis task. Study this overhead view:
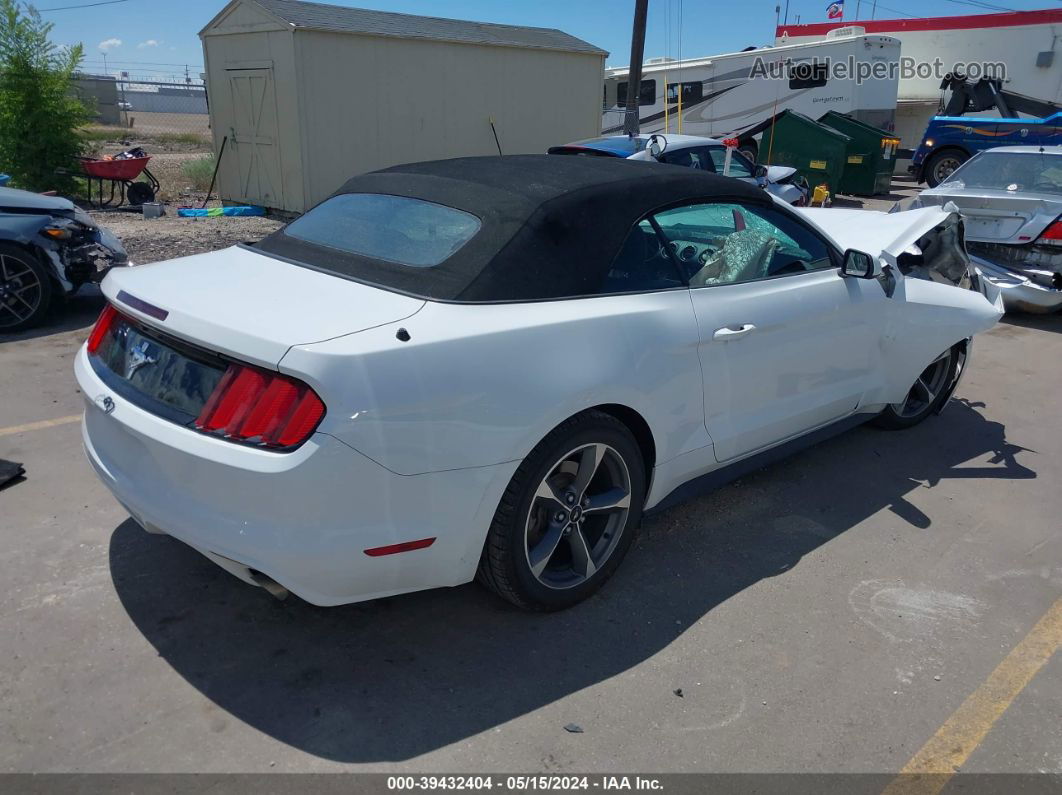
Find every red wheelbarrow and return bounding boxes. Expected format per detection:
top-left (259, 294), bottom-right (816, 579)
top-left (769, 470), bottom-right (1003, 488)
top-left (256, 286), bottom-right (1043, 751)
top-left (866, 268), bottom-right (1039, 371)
top-left (80, 155), bottom-right (160, 208)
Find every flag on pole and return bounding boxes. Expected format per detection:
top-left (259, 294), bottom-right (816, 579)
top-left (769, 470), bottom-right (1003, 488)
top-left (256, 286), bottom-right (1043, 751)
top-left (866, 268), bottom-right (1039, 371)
top-left (827, 0), bottom-right (844, 19)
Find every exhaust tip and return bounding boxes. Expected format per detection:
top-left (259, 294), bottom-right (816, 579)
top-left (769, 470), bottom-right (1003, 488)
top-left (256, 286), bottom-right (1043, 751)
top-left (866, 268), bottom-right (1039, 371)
top-left (248, 569), bottom-right (289, 601)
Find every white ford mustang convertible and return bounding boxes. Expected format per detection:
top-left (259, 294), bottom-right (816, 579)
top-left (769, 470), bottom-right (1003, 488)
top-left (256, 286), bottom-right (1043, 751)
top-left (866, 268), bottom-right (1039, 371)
top-left (76, 156), bottom-right (1003, 610)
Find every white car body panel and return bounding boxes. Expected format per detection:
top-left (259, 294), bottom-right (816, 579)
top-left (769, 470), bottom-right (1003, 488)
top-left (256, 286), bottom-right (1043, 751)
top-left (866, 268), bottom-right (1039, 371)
top-left (76, 209), bottom-right (1002, 606)
top-left (690, 269), bottom-right (887, 462)
top-left (281, 290), bottom-right (710, 476)
top-left (101, 246), bottom-right (425, 368)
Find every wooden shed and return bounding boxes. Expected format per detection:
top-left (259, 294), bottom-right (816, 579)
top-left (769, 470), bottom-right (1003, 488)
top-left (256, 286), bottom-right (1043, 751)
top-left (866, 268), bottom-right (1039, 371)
top-left (200, 0), bottom-right (608, 213)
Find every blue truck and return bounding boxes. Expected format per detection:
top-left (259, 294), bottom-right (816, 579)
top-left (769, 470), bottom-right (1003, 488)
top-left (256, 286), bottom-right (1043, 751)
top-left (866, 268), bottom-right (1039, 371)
top-left (910, 76), bottom-right (1061, 187)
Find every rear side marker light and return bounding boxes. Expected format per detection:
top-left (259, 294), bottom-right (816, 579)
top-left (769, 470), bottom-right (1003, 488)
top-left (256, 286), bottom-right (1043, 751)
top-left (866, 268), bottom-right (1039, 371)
top-left (195, 363), bottom-right (325, 450)
top-left (363, 538), bottom-right (437, 557)
top-left (87, 304), bottom-right (118, 353)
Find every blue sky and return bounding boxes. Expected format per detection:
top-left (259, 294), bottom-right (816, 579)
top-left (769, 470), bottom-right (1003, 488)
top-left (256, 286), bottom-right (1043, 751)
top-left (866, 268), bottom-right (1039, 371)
top-left (35, 0), bottom-right (1057, 81)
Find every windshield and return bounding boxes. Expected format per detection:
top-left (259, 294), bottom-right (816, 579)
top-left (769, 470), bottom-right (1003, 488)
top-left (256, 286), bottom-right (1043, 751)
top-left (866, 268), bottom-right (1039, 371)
top-left (942, 151), bottom-right (1062, 195)
top-left (282, 193), bottom-right (481, 268)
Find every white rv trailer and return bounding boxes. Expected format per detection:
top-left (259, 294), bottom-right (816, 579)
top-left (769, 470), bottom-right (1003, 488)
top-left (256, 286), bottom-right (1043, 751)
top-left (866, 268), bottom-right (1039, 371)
top-left (602, 28), bottom-right (900, 155)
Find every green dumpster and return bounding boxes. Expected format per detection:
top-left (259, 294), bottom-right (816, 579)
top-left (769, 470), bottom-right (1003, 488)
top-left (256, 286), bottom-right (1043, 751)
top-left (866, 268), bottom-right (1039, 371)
top-left (818, 110), bottom-right (899, 196)
top-left (755, 110), bottom-right (850, 197)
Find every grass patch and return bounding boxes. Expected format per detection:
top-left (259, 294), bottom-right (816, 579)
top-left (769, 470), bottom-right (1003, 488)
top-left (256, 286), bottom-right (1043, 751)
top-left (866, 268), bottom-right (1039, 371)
top-left (79, 126), bottom-right (210, 148)
top-left (181, 154), bottom-right (216, 191)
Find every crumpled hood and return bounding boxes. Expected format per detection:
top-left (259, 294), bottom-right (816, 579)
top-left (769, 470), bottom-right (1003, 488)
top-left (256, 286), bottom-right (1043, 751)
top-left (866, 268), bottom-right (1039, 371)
top-left (796, 206), bottom-right (959, 259)
top-left (765, 165), bottom-right (798, 183)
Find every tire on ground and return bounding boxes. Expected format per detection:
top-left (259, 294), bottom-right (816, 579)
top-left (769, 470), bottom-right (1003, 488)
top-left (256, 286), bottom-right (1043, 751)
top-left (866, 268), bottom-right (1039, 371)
top-left (0, 242), bottom-right (54, 333)
top-left (477, 410), bottom-right (646, 611)
top-left (872, 345), bottom-right (960, 430)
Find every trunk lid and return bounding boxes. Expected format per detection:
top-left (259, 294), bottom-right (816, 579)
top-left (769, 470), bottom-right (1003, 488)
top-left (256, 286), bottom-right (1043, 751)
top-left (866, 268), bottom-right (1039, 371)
top-left (101, 245), bottom-right (425, 368)
top-left (915, 189), bottom-right (1061, 243)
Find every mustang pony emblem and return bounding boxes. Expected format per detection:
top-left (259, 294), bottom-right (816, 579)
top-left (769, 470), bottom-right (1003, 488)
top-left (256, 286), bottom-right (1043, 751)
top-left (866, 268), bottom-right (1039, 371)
top-left (124, 339), bottom-right (158, 379)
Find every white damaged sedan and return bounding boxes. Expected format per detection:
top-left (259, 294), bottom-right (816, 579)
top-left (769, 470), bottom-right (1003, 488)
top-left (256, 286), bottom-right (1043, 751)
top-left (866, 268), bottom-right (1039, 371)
top-left (76, 155), bottom-right (1003, 611)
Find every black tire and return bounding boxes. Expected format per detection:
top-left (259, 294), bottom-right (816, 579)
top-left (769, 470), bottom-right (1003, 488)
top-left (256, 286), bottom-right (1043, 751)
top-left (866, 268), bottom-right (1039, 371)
top-left (0, 243), bottom-right (54, 333)
top-left (477, 410), bottom-right (646, 611)
top-left (923, 148), bottom-right (967, 188)
top-left (872, 346), bottom-right (960, 430)
top-left (126, 181), bottom-right (155, 206)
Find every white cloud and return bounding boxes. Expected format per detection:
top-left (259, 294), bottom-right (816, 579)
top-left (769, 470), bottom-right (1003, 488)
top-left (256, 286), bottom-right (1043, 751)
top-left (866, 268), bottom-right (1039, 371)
top-left (98, 38), bottom-right (122, 52)
top-left (137, 39), bottom-right (160, 49)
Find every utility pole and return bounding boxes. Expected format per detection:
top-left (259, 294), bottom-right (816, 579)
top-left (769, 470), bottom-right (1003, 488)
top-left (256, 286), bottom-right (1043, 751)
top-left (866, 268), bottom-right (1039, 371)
top-left (623, 0), bottom-right (649, 136)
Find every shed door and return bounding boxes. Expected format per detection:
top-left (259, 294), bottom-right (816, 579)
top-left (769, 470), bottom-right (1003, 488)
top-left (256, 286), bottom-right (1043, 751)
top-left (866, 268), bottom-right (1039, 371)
top-left (227, 68), bottom-right (283, 207)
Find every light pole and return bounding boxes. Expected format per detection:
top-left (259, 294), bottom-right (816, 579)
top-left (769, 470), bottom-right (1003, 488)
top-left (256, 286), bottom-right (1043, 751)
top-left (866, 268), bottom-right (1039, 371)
top-left (623, 0), bottom-right (650, 136)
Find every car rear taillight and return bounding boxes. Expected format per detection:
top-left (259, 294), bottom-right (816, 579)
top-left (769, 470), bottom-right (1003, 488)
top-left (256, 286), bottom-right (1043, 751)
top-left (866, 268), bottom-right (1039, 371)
top-left (1038, 219), bottom-right (1062, 246)
top-left (86, 304), bottom-right (119, 353)
top-left (195, 362), bottom-right (325, 449)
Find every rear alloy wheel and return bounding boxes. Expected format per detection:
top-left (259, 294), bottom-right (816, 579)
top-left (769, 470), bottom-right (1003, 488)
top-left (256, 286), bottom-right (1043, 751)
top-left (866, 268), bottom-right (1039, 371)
top-left (924, 149), bottom-right (967, 188)
top-left (0, 244), bottom-right (53, 333)
top-left (477, 411), bottom-right (645, 610)
top-left (873, 347), bottom-right (959, 430)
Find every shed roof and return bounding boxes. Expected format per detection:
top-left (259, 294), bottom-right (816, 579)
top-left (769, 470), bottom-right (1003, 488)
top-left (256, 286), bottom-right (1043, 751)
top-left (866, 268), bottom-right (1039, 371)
top-left (240, 0), bottom-right (607, 55)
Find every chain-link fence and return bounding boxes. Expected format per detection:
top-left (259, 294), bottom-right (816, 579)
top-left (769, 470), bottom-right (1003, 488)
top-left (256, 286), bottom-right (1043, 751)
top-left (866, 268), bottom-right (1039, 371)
top-left (71, 73), bottom-right (217, 204)
top-left (73, 74), bottom-right (212, 153)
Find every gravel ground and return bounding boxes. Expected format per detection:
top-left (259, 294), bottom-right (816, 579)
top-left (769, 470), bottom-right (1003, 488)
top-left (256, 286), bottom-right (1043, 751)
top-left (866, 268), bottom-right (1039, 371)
top-left (90, 210), bottom-right (283, 264)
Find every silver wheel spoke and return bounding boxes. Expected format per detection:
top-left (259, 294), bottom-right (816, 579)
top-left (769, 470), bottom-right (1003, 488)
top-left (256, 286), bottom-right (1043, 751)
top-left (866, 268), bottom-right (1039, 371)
top-left (533, 479), bottom-right (567, 511)
top-left (10, 291), bottom-right (35, 312)
top-left (0, 255), bottom-right (9, 280)
top-left (568, 525), bottom-right (597, 578)
top-left (914, 376), bottom-right (935, 404)
top-left (572, 444), bottom-right (605, 500)
top-left (929, 349), bottom-right (950, 365)
top-left (584, 487), bottom-right (630, 515)
top-left (529, 523), bottom-right (566, 577)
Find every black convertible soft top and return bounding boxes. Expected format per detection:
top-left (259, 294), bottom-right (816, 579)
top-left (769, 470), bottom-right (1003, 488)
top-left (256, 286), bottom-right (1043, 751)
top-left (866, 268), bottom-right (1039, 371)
top-left (256, 154), bottom-right (767, 302)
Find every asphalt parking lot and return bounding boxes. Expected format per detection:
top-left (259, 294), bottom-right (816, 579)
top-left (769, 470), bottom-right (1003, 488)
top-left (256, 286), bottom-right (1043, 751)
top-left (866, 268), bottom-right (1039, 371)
top-left (1, 203), bottom-right (1061, 778)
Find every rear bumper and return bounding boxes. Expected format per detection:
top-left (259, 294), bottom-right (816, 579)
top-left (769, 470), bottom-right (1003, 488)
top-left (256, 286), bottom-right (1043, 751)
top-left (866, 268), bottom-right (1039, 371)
top-left (75, 346), bottom-right (515, 605)
top-left (969, 254), bottom-right (1062, 314)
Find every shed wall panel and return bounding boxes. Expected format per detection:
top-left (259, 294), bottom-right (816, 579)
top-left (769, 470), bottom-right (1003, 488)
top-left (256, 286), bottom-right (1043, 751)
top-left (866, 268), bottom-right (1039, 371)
top-left (202, 28), bottom-right (305, 212)
top-left (293, 30), bottom-right (603, 207)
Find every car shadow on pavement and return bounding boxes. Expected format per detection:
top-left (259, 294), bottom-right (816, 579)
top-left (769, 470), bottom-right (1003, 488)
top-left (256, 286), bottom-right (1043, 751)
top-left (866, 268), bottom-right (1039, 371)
top-left (108, 399), bottom-right (1035, 762)
top-left (1001, 312), bottom-right (1062, 335)
top-left (0, 288), bottom-right (104, 345)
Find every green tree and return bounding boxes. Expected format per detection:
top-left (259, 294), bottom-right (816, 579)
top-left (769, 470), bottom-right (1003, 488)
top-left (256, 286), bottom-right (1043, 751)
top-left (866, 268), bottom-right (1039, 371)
top-left (0, 0), bottom-right (89, 192)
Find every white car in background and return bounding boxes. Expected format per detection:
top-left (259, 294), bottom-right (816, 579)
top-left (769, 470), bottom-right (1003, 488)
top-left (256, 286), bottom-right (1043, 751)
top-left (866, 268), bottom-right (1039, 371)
top-left (76, 156), bottom-right (1001, 612)
top-left (549, 133), bottom-right (811, 206)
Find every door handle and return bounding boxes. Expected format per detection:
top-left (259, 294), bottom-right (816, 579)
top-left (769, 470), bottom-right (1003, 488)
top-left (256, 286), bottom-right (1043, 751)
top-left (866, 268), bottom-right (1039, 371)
top-left (713, 323), bottom-right (756, 340)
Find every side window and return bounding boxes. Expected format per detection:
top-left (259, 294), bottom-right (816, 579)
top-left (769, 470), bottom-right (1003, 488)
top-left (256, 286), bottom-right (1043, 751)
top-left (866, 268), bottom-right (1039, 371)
top-left (660, 148), bottom-right (711, 171)
top-left (650, 202), bottom-right (834, 288)
top-left (616, 79), bottom-right (656, 108)
top-left (598, 219), bottom-right (684, 295)
top-left (666, 81), bottom-right (703, 105)
top-left (788, 62), bottom-right (828, 90)
top-left (706, 146), bottom-right (755, 178)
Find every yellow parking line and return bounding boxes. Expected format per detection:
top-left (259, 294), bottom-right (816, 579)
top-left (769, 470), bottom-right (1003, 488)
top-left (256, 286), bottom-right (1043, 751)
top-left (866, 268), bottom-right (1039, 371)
top-left (0, 414), bottom-right (81, 437)
top-left (882, 596), bottom-right (1062, 795)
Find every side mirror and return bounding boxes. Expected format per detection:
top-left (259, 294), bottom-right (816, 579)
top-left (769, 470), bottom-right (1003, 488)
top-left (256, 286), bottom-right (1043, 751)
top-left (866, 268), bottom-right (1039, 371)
top-left (841, 249), bottom-right (881, 279)
top-left (754, 164), bottom-right (768, 179)
top-left (647, 134), bottom-right (667, 160)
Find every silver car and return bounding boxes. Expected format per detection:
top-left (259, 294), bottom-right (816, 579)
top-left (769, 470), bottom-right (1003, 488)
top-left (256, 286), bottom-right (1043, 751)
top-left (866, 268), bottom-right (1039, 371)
top-left (548, 134), bottom-right (811, 206)
top-left (911, 146), bottom-right (1062, 313)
